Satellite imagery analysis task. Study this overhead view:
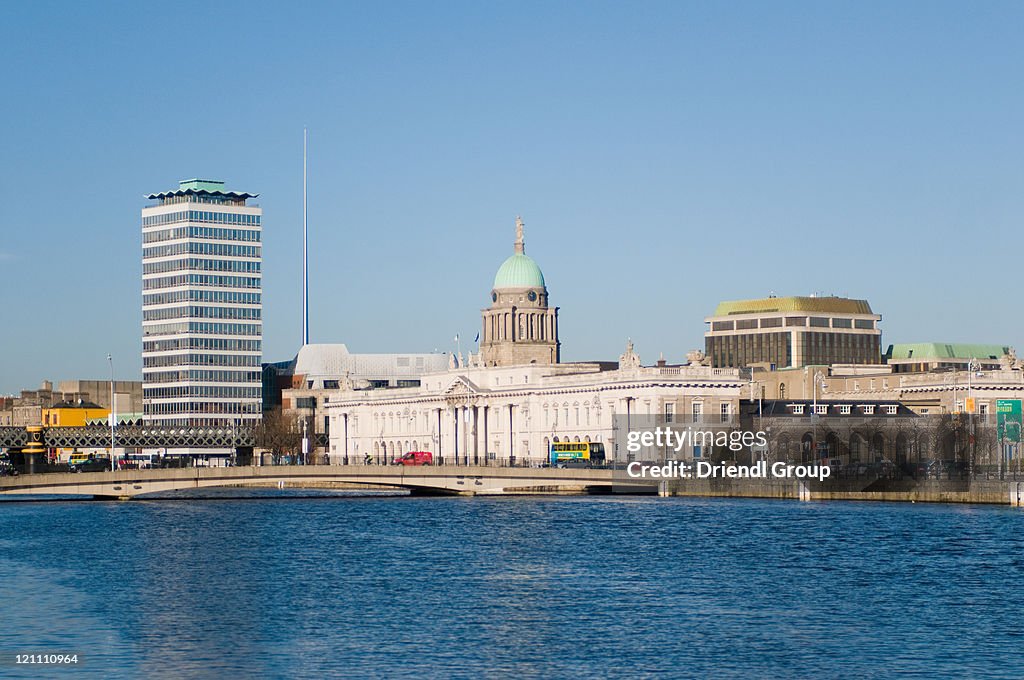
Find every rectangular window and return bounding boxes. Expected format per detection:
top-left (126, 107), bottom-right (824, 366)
top-left (839, 405), bottom-right (851, 415)
top-left (855, 320), bottom-right (875, 330)
top-left (792, 404), bottom-right (805, 415)
top-left (884, 405), bottom-right (898, 415)
top-left (832, 318), bottom-right (852, 328)
top-left (760, 317), bottom-right (782, 328)
top-left (785, 317), bottom-right (806, 327)
top-left (862, 405), bottom-right (875, 415)
top-left (664, 403), bottom-right (675, 423)
top-left (815, 404), bottom-right (828, 415)
top-left (809, 317), bottom-right (830, 328)
top-left (692, 402), bottom-right (703, 422)
top-left (712, 321), bottom-right (734, 331)
top-left (720, 403), bottom-right (730, 423)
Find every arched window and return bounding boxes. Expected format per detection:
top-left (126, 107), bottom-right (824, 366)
top-left (779, 383), bottom-right (787, 399)
top-left (871, 433), bottom-right (885, 461)
top-left (801, 432), bottom-right (814, 459)
top-left (849, 434), bottom-right (863, 462)
top-left (825, 433), bottom-right (838, 461)
top-left (895, 433), bottom-right (909, 465)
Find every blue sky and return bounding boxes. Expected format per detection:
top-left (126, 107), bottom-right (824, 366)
top-left (1, 1), bottom-right (1022, 394)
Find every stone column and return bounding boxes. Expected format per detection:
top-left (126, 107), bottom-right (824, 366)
top-left (471, 405), bottom-right (479, 465)
top-left (483, 405), bottom-right (489, 465)
top-left (453, 406), bottom-right (460, 466)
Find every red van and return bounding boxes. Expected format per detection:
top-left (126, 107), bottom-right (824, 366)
top-left (392, 451), bottom-right (433, 466)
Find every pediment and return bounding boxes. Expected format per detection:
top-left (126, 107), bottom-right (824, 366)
top-left (443, 375), bottom-right (480, 396)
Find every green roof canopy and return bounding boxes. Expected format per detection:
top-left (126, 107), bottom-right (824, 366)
top-left (146, 178), bottom-right (257, 200)
top-left (886, 343), bottom-right (1009, 361)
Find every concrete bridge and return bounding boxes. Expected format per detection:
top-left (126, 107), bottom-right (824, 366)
top-left (0, 465), bottom-right (656, 500)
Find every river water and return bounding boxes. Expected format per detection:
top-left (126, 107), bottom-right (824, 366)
top-left (1, 491), bottom-right (1022, 678)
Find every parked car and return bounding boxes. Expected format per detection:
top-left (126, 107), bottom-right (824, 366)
top-left (70, 456), bottom-right (112, 473)
top-left (556, 458), bottom-right (598, 469)
top-left (914, 459), bottom-right (943, 478)
top-left (869, 459), bottom-right (898, 477)
top-left (392, 451), bottom-right (433, 466)
top-left (842, 462), bottom-right (871, 476)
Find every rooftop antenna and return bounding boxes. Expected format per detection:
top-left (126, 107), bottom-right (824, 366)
top-left (303, 127), bottom-right (309, 346)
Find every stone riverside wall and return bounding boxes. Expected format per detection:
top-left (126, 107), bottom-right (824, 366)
top-left (663, 477), bottom-right (1023, 505)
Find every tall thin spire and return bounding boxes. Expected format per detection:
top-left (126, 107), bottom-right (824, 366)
top-left (514, 215), bottom-right (525, 254)
top-left (302, 128), bottom-right (309, 346)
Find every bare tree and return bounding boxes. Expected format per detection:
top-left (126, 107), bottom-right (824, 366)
top-left (257, 409), bottom-right (302, 464)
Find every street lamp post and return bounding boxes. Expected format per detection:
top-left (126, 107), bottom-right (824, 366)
top-left (301, 417), bottom-right (309, 465)
top-left (967, 358), bottom-right (981, 475)
top-left (107, 354), bottom-right (116, 472)
top-left (811, 370), bottom-right (826, 463)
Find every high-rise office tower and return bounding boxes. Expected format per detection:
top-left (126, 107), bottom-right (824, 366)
top-left (142, 179), bottom-right (263, 429)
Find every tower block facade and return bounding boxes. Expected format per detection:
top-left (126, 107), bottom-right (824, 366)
top-left (480, 218), bottom-right (560, 367)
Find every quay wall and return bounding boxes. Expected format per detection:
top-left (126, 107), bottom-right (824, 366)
top-left (663, 477), bottom-right (1022, 505)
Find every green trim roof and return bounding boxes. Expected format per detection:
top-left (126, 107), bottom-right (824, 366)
top-left (494, 253), bottom-right (545, 289)
top-left (886, 343), bottom-right (1010, 361)
top-left (146, 178), bottom-right (257, 200)
top-left (713, 296), bottom-right (873, 316)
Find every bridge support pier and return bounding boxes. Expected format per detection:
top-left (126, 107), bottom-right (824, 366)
top-left (19, 425), bottom-right (46, 474)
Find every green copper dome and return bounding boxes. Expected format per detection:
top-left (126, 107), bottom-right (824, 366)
top-left (494, 253), bottom-right (545, 289)
top-left (492, 216), bottom-right (546, 290)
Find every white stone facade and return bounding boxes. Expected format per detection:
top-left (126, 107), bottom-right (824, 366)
top-left (325, 350), bottom-right (745, 465)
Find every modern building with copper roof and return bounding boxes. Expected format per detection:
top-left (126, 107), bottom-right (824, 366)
top-left (705, 295), bottom-right (882, 369)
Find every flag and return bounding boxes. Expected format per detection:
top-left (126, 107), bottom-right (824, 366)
top-left (454, 334), bottom-right (459, 343)
top-left (474, 332), bottom-right (480, 343)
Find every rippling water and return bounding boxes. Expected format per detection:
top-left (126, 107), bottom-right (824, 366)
top-left (1, 491), bottom-right (1023, 678)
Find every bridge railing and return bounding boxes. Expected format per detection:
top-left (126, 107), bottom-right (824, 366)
top-left (1, 425), bottom-right (332, 450)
